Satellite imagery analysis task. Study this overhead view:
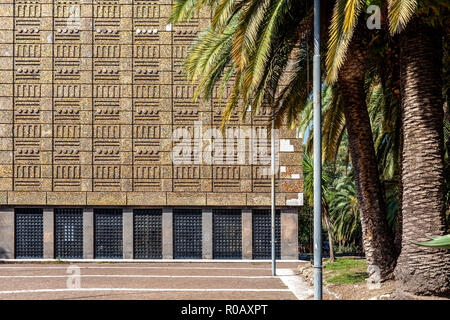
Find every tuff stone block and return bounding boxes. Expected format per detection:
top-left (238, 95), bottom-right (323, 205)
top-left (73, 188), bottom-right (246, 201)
top-left (123, 208), bottom-right (133, 259)
top-left (83, 208), bottom-right (94, 259)
top-left (281, 208), bottom-right (299, 260)
top-left (202, 208), bottom-right (212, 259)
top-left (162, 208), bottom-right (173, 259)
top-left (87, 192), bottom-right (127, 206)
top-left (0, 208), bottom-right (14, 258)
top-left (43, 208), bottom-right (54, 258)
top-left (242, 209), bottom-right (252, 260)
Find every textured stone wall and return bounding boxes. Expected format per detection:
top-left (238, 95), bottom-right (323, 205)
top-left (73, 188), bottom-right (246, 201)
top-left (0, 0), bottom-right (303, 207)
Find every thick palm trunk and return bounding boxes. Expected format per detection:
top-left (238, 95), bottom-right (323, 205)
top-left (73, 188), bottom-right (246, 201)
top-left (394, 19), bottom-right (450, 296)
top-left (338, 25), bottom-right (395, 281)
top-left (394, 122), bottom-right (403, 259)
top-left (383, 33), bottom-right (403, 259)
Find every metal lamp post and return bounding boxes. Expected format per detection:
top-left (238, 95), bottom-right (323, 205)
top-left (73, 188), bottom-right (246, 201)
top-left (271, 112), bottom-right (276, 276)
top-left (269, 0), bottom-right (321, 290)
top-left (313, 0), bottom-right (323, 300)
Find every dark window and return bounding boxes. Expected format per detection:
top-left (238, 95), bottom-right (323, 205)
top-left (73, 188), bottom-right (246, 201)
top-left (213, 209), bottom-right (242, 259)
top-left (54, 208), bottom-right (83, 259)
top-left (252, 209), bottom-right (281, 259)
top-left (94, 209), bottom-right (123, 259)
top-left (134, 209), bottom-right (162, 259)
top-left (173, 209), bottom-right (202, 259)
top-left (15, 208), bottom-right (43, 259)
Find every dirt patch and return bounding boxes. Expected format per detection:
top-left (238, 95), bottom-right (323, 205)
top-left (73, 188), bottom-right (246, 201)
top-left (296, 258), bottom-right (395, 300)
top-left (296, 258), bottom-right (449, 300)
top-left (324, 280), bottom-right (396, 300)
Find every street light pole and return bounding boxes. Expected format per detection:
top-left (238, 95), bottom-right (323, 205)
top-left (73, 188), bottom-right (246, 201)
top-left (271, 113), bottom-right (276, 276)
top-left (313, 0), bottom-right (323, 300)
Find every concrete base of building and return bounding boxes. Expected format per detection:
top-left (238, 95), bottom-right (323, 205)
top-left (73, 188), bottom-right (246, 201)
top-left (0, 259), bottom-right (305, 263)
top-left (0, 206), bottom-right (299, 260)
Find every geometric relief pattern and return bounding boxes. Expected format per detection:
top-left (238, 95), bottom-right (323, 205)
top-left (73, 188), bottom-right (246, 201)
top-left (13, 0), bottom-right (45, 191)
top-left (53, 0), bottom-right (83, 191)
top-left (3, 1), bottom-right (301, 201)
top-left (133, 0), bottom-right (164, 191)
top-left (92, 0), bottom-right (123, 191)
top-left (171, 11), bottom-right (203, 193)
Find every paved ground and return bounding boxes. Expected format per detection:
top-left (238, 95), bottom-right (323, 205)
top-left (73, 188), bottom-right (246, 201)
top-left (0, 262), bottom-right (313, 300)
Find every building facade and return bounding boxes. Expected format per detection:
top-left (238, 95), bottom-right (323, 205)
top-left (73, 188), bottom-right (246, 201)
top-left (0, 1), bottom-right (303, 260)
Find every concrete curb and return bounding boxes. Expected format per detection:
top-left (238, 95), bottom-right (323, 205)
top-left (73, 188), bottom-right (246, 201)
top-left (0, 259), bottom-right (308, 263)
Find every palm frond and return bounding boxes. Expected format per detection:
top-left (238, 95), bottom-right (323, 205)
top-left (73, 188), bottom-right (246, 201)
top-left (242, 0), bottom-right (288, 101)
top-left (169, 0), bottom-right (199, 23)
top-left (388, 0), bottom-right (417, 34)
top-left (184, 17), bottom-right (238, 101)
top-left (275, 45), bottom-right (312, 128)
top-left (326, 0), bottom-right (364, 83)
top-left (321, 85), bottom-right (346, 162)
top-left (170, 0), bottom-right (221, 22)
top-left (246, 2), bottom-right (306, 121)
top-left (328, 175), bottom-right (361, 245)
top-left (211, 0), bottom-right (244, 31)
top-left (230, 0), bottom-right (270, 72)
top-left (221, 71), bottom-right (243, 129)
top-left (184, 24), bottom-right (233, 82)
top-left (412, 234), bottom-right (450, 249)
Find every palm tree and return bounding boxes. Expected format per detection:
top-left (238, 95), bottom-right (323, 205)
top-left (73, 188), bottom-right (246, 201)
top-left (394, 16), bottom-right (449, 296)
top-left (333, 18), bottom-right (396, 280)
top-left (302, 152), bottom-right (335, 261)
top-left (302, 81), bottom-right (403, 245)
top-left (328, 175), bottom-right (361, 247)
top-left (388, 0), bottom-right (449, 296)
top-left (170, 0), bottom-right (396, 280)
top-left (327, 0), bottom-right (450, 296)
top-left (300, 85), bottom-right (345, 165)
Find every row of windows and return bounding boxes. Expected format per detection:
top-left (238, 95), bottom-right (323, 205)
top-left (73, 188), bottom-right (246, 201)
top-left (14, 208), bottom-right (280, 259)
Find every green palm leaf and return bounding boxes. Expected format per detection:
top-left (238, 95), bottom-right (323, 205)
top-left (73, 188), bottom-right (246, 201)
top-left (169, 0), bottom-right (218, 23)
top-left (387, 0), bottom-right (417, 34)
top-left (412, 234), bottom-right (450, 249)
top-left (211, 0), bottom-right (244, 31)
top-left (231, 0), bottom-right (269, 72)
top-left (326, 0), bottom-right (364, 83)
top-left (170, 0), bottom-right (199, 23)
top-left (242, 0), bottom-right (287, 101)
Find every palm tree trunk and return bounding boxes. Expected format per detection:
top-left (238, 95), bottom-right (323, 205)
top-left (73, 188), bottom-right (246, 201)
top-left (322, 201), bottom-right (335, 262)
top-left (338, 24), bottom-right (395, 281)
top-left (382, 32), bottom-right (403, 259)
top-left (394, 120), bottom-right (403, 259)
top-left (394, 18), bottom-right (450, 296)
